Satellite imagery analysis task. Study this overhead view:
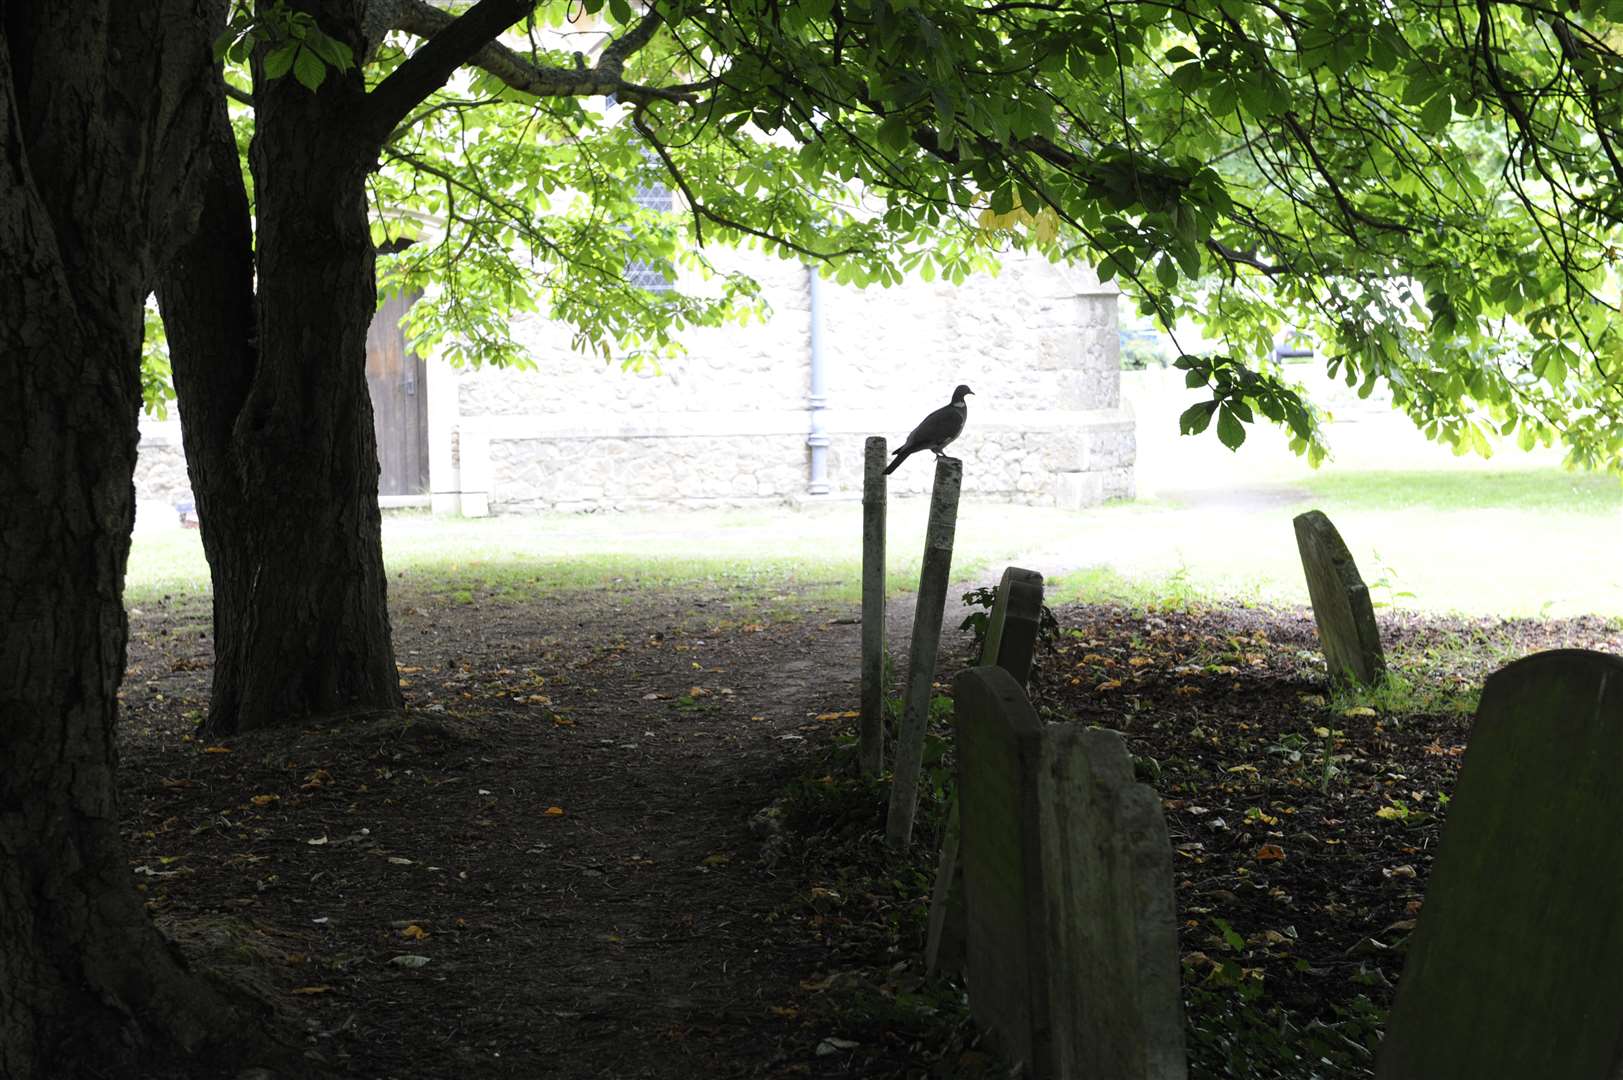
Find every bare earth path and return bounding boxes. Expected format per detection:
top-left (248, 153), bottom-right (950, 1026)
top-left (118, 582), bottom-right (951, 1080)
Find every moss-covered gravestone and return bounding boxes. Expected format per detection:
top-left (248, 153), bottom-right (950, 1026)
top-left (927, 566), bottom-right (1045, 977)
top-left (1292, 510), bottom-right (1385, 685)
top-left (1036, 724), bottom-right (1185, 1080)
top-left (954, 666), bottom-right (1186, 1079)
top-left (954, 665), bottom-right (1051, 1070)
top-left (1376, 650), bottom-right (1623, 1080)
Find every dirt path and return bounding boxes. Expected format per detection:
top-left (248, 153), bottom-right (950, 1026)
top-left (118, 584), bottom-right (955, 1079)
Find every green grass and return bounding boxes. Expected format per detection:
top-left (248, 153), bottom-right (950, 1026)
top-left (125, 467), bottom-right (1623, 620)
top-left (1045, 467), bottom-right (1623, 619)
top-left (1292, 467), bottom-right (1623, 515)
top-left (124, 505), bottom-right (1010, 608)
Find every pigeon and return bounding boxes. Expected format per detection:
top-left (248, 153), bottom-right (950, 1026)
top-left (883, 385), bottom-right (973, 475)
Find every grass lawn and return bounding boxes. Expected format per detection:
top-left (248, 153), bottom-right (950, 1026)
top-left (127, 466), bottom-right (1622, 620)
top-left (1038, 467), bottom-right (1622, 619)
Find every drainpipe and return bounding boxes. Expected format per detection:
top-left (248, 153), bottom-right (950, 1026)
top-left (806, 265), bottom-right (830, 495)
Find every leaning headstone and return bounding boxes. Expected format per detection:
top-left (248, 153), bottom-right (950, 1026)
top-left (1037, 724), bottom-right (1186, 1080)
top-left (1376, 649), bottom-right (1623, 1080)
top-left (954, 665), bottom-right (1186, 1079)
top-left (980, 566), bottom-right (1045, 683)
top-left (1293, 509), bottom-right (1385, 685)
top-left (927, 566), bottom-right (1045, 977)
top-left (953, 665), bottom-right (1051, 1071)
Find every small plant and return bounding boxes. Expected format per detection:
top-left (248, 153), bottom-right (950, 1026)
top-left (1366, 550), bottom-right (1417, 610)
top-left (957, 584), bottom-right (1061, 685)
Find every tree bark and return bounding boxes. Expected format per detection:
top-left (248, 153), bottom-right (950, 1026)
top-left (160, 2), bottom-right (404, 736)
top-left (159, 0), bottom-right (532, 736)
top-left (0, 4), bottom-right (280, 1075)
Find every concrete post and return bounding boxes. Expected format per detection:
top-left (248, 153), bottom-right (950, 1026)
top-left (860, 437), bottom-right (887, 778)
top-left (885, 456), bottom-right (962, 850)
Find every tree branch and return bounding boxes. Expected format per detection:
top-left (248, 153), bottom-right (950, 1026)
top-left (359, 0), bottom-right (535, 150)
top-left (385, 0), bottom-right (701, 125)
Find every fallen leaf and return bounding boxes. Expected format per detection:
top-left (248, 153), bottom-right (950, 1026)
top-left (1382, 864), bottom-right (1418, 879)
top-left (702, 853), bottom-right (731, 866)
top-left (544, 806), bottom-right (565, 816)
top-left (816, 1038), bottom-right (860, 1056)
top-left (1343, 706), bottom-right (1378, 718)
top-left (290, 985), bottom-right (333, 995)
top-left (202, 746), bottom-right (231, 754)
top-left (1128, 656), bottom-right (1154, 668)
top-left (389, 955), bottom-right (431, 968)
top-left (305, 835), bottom-right (329, 846)
top-left (1097, 679), bottom-right (1123, 691)
top-left (552, 715), bottom-right (575, 727)
top-left (399, 924), bottom-right (430, 940)
top-left (1255, 844), bottom-right (1287, 862)
top-left (250, 794), bottom-right (278, 807)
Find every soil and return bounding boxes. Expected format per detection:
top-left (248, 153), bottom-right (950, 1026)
top-left (114, 578), bottom-right (1623, 1079)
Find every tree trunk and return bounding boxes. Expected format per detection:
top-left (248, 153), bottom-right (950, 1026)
top-left (0, 5), bottom-right (278, 1075)
top-left (161, 4), bottom-right (403, 736)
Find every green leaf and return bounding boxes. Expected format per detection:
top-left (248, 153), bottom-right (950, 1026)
top-left (1419, 93), bottom-right (1452, 132)
top-left (1179, 400), bottom-right (1218, 435)
top-left (1164, 45), bottom-right (1198, 63)
top-left (262, 42), bottom-right (297, 80)
top-left (608, 0), bottom-right (633, 24)
top-left (1216, 404), bottom-right (1247, 450)
top-left (292, 46), bottom-right (326, 92)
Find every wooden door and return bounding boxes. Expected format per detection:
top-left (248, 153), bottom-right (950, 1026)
top-left (365, 289), bottom-right (429, 498)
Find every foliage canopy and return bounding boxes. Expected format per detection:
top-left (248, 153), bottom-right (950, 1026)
top-left (193, 0), bottom-right (1623, 470)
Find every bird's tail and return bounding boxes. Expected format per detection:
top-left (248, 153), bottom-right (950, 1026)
top-left (882, 451), bottom-right (910, 476)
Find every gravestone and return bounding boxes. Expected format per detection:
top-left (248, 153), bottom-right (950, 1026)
top-left (980, 566), bottom-right (1045, 685)
top-left (954, 665), bottom-right (1186, 1079)
top-left (1293, 509), bottom-right (1385, 685)
top-left (1376, 649), bottom-right (1623, 1080)
top-left (1037, 724), bottom-right (1186, 1080)
top-left (927, 566), bottom-right (1045, 977)
top-left (954, 666), bottom-right (1052, 1071)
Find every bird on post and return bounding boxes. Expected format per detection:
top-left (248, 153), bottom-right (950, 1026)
top-left (883, 384), bottom-right (974, 475)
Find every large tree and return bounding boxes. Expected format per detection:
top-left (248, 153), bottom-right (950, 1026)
top-left (0, 3), bottom-right (285, 1075)
top-left (162, 0), bottom-right (1623, 737)
top-left (5, 0), bottom-right (1621, 1072)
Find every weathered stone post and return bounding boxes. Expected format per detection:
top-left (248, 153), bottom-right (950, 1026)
top-left (927, 565), bottom-right (1045, 976)
top-left (885, 456), bottom-right (963, 850)
top-left (860, 437), bottom-right (888, 778)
